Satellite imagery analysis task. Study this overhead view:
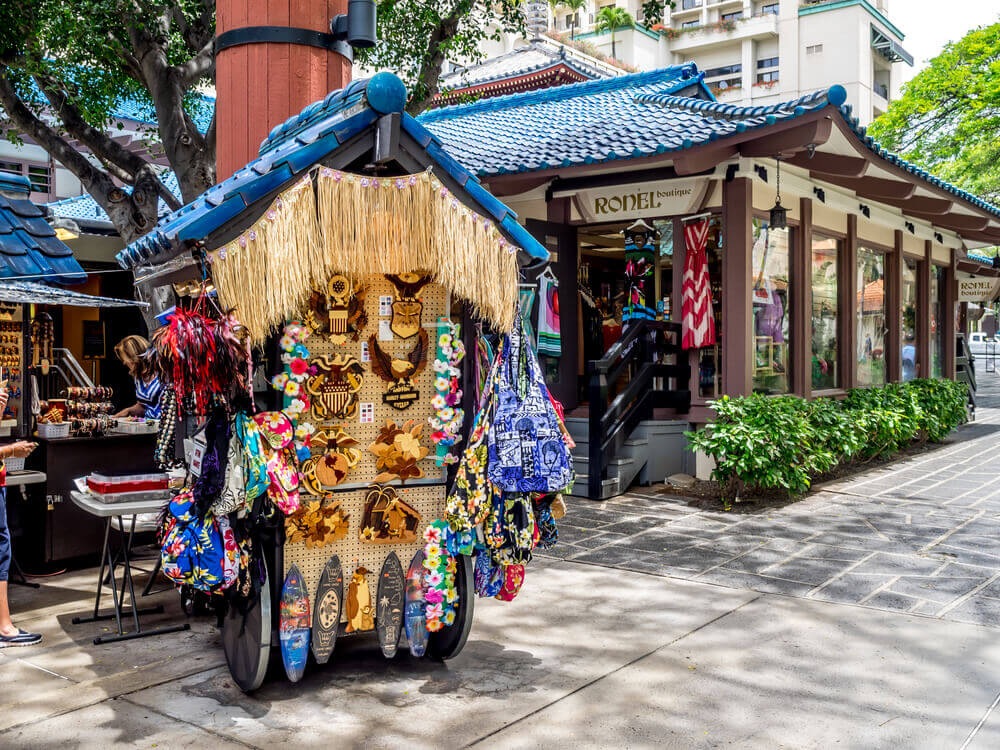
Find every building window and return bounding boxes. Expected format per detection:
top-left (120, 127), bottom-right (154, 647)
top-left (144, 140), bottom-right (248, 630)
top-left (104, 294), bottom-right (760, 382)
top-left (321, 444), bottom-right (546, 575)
top-left (703, 63), bottom-right (742, 78)
top-left (806, 44), bottom-right (824, 55)
top-left (698, 217), bottom-right (724, 399)
top-left (682, 20), bottom-right (699, 28)
top-left (857, 247), bottom-right (886, 387)
top-left (757, 57), bottom-right (779, 69)
top-left (0, 160), bottom-right (51, 195)
top-left (752, 219), bottom-right (791, 395)
top-left (721, 12), bottom-right (742, 21)
top-left (812, 235), bottom-right (840, 390)
top-left (931, 265), bottom-right (945, 378)
top-left (681, 0), bottom-right (701, 9)
top-left (874, 82), bottom-right (889, 99)
top-left (761, 3), bottom-right (779, 15)
top-left (757, 71), bottom-right (779, 84)
top-left (901, 257), bottom-right (919, 381)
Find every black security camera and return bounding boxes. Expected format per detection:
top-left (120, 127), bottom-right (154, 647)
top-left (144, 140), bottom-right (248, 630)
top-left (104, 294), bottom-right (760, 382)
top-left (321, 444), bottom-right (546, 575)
top-left (331, 0), bottom-right (376, 52)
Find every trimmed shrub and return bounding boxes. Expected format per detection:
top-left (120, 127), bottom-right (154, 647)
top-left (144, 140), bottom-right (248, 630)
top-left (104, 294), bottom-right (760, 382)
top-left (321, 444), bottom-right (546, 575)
top-left (686, 380), bottom-right (968, 501)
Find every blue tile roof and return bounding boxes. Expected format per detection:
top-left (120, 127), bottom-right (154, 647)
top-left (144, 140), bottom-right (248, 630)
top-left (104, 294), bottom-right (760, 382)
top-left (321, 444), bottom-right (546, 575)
top-left (116, 73), bottom-right (548, 269)
top-left (0, 174), bottom-right (86, 284)
top-left (420, 69), bottom-right (1000, 221)
top-left (111, 92), bottom-right (214, 134)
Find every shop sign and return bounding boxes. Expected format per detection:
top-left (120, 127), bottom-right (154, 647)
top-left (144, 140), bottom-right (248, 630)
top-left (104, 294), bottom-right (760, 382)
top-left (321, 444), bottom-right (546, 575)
top-left (957, 273), bottom-right (1000, 302)
top-left (568, 178), bottom-right (709, 223)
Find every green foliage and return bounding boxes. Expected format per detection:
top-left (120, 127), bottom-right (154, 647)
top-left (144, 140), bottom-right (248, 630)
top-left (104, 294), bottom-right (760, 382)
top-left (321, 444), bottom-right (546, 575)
top-left (595, 5), bottom-right (634, 34)
top-left (867, 22), bottom-right (1000, 204)
top-left (686, 380), bottom-right (969, 501)
top-left (357, 1), bottom-right (526, 113)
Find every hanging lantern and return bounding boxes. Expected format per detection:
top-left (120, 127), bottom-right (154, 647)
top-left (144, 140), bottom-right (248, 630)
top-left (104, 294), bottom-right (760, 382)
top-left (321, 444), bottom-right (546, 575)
top-left (769, 157), bottom-right (788, 230)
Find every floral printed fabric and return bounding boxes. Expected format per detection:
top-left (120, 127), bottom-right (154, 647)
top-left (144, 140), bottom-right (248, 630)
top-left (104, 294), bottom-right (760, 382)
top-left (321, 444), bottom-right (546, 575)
top-left (161, 490), bottom-right (234, 592)
top-left (422, 521), bottom-right (459, 632)
top-left (496, 564), bottom-right (525, 602)
top-left (429, 319), bottom-right (466, 465)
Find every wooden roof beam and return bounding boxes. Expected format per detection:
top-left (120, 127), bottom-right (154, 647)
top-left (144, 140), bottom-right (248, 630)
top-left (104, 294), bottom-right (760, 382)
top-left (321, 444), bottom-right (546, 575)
top-left (879, 195), bottom-right (954, 215)
top-left (787, 151), bottom-right (868, 178)
top-left (674, 145), bottom-right (738, 175)
top-left (739, 118), bottom-right (833, 159)
top-left (835, 175), bottom-right (916, 200)
top-left (907, 212), bottom-right (992, 232)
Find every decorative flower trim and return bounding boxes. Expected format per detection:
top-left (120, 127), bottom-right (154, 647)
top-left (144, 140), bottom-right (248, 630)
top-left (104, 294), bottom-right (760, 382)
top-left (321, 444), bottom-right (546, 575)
top-left (270, 321), bottom-right (313, 428)
top-left (422, 520), bottom-right (458, 631)
top-left (429, 319), bottom-right (465, 465)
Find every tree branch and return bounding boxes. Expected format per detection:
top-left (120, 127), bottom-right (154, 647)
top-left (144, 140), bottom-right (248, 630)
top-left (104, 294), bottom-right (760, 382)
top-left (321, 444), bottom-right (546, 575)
top-left (406, 2), bottom-right (474, 115)
top-left (176, 38), bottom-right (214, 87)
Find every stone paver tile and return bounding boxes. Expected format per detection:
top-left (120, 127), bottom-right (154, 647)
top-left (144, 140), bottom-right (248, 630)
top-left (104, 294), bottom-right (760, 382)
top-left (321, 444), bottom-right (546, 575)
top-left (944, 594), bottom-right (1000, 627)
top-left (847, 553), bottom-right (945, 577)
top-left (863, 591), bottom-right (925, 612)
top-left (716, 545), bottom-right (804, 574)
top-left (889, 575), bottom-right (989, 605)
top-left (694, 568), bottom-right (816, 597)
top-left (759, 557), bottom-right (855, 586)
top-left (809, 573), bottom-right (886, 604)
top-left (799, 543), bottom-right (871, 562)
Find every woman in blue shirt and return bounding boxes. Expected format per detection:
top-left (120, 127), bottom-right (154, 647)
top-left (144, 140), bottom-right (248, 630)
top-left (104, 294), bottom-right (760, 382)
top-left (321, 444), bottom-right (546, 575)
top-left (113, 335), bottom-right (163, 419)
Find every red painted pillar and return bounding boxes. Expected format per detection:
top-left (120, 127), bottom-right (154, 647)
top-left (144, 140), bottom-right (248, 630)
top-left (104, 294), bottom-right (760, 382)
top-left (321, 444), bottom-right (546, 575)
top-left (216, 0), bottom-right (351, 181)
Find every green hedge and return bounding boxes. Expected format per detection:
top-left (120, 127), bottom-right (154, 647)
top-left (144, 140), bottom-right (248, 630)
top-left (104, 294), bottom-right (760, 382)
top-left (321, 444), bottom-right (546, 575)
top-left (686, 379), bottom-right (968, 501)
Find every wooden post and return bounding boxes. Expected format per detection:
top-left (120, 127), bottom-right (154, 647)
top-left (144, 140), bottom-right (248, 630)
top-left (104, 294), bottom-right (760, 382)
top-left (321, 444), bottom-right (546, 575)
top-left (842, 214), bottom-right (858, 389)
top-left (216, 0), bottom-right (351, 181)
top-left (945, 248), bottom-right (957, 379)
top-left (918, 239), bottom-right (932, 378)
top-left (794, 198), bottom-right (813, 397)
top-left (886, 231), bottom-right (902, 383)
top-left (722, 177), bottom-right (752, 396)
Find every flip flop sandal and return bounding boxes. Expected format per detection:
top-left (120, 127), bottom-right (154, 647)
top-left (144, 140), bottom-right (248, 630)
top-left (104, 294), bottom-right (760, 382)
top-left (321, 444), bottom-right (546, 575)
top-left (0, 629), bottom-right (42, 648)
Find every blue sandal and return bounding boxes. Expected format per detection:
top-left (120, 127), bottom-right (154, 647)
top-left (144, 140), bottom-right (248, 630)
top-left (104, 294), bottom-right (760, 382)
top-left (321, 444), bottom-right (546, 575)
top-left (0, 629), bottom-right (42, 647)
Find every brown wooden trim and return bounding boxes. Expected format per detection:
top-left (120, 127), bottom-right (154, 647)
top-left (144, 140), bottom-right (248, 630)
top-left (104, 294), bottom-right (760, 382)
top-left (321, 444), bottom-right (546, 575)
top-left (675, 145), bottom-right (739, 175)
top-left (886, 231), bottom-right (902, 382)
top-left (944, 248), bottom-right (957, 379)
top-left (843, 213), bottom-right (858, 390)
top-left (905, 212), bottom-right (991, 233)
top-left (837, 176), bottom-right (916, 201)
top-left (877, 195), bottom-right (954, 215)
top-left (739, 119), bottom-right (833, 158)
top-left (856, 238), bottom-right (895, 255)
top-left (723, 177), bottom-right (752, 396)
top-left (918, 239), bottom-right (932, 378)
top-left (794, 198), bottom-right (813, 397)
top-left (812, 226), bottom-right (848, 241)
top-left (787, 152), bottom-right (867, 178)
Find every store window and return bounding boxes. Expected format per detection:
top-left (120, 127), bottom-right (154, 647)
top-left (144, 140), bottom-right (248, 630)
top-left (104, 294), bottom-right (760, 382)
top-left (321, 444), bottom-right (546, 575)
top-left (931, 265), bottom-right (945, 378)
top-left (856, 247), bottom-right (885, 386)
top-left (697, 218), bottom-right (724, 399)
top-left (901, 258), bottom-right (919, 381)
top-left (811, 235), bottom-right (839, 390)
top-left (752, 219), bottom-right (791, 394)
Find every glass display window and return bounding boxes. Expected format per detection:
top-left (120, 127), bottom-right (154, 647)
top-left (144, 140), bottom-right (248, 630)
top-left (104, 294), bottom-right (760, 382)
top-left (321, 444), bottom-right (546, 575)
top-left (901, 257), bottom-right (919, 382)
top-left (811, 235), bottom-right (840, 390)
top-left (751, 219), bottom-right (791, 394)
top-left (856, 247), bottom-right (886, 387)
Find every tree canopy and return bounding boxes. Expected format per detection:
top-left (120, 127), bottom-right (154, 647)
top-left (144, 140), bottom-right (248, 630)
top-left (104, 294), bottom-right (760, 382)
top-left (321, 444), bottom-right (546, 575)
top-left (868, 21), bottom-right (1000, 205)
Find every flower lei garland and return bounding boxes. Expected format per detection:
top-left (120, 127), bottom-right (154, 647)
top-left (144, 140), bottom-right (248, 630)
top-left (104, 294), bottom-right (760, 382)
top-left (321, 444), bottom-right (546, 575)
top-left (429, 320), bottom-right (465, 465)
top-left (422, 520), bottom-right (458, 631)
top-left (270, 321), bottom-right (316, 461)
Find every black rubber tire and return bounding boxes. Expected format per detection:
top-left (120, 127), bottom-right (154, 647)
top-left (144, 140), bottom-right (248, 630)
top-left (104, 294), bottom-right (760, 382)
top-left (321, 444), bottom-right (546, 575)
top-left (426, 554), bottom-right (474, 661)
top-left (222, 561), bottom-right (272, 693)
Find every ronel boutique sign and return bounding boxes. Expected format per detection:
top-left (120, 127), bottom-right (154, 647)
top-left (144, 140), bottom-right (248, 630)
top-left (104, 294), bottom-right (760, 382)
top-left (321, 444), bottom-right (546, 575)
top-left (566, 177), bottom-right (710, 223)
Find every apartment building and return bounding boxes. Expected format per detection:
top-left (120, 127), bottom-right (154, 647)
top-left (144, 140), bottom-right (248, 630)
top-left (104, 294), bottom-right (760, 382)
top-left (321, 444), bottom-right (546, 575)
top-left (490, 0), bottom-right (911, 126)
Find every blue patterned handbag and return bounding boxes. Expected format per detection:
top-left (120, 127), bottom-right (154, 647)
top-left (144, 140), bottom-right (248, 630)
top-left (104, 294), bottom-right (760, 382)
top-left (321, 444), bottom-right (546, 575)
top-left (486, 312), bottom-right (573, 493)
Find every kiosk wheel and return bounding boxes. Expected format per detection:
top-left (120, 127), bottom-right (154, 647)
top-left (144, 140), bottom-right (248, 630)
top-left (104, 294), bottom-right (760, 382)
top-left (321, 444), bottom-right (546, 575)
top-left (426, 554), bottom-right (474, 661)
top-left (222, 560), bottom-right (272, 693)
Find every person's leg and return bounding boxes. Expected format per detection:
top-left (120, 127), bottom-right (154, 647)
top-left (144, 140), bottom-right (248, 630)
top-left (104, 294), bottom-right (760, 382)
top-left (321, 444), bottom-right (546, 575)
top-left (0, 485), bottom-right (12, 634)
top-left (0, 486), bottom-right (41, 645)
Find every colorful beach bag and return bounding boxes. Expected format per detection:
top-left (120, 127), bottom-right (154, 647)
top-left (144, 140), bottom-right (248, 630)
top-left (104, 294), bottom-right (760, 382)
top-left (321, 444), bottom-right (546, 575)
top-left (161, 490), bottom-right (231, 592)
top-left (487, 314), bottom-right (573, 493)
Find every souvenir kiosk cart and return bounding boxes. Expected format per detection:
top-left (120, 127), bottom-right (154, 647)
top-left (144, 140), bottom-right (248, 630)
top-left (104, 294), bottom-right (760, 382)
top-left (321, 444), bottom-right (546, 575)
top-left (116, 73), bottom-right (569, 691)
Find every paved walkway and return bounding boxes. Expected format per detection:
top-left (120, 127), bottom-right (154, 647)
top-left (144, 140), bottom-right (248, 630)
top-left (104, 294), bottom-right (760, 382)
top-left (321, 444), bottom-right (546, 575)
top-left (552, 375), bottom-right (1000, 628)
top-left (1, 374), bottom-right (999, 748)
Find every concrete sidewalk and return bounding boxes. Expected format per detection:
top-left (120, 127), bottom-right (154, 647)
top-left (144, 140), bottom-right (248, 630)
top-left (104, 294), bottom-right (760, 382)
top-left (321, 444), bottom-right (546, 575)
top-left (1, 376), bottom-right (999, 748)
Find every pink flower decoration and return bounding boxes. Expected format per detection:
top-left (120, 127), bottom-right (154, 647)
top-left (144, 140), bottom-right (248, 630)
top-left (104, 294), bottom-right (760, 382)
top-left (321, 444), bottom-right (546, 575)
top-left (289, 358), bottom-right (308, 376)
top-left (425, 589), bottom-right (444, 604)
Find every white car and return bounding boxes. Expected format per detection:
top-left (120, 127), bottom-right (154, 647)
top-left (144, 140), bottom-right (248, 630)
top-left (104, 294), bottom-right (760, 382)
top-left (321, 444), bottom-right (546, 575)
top-left (968, 331), bottom-right (998, 356)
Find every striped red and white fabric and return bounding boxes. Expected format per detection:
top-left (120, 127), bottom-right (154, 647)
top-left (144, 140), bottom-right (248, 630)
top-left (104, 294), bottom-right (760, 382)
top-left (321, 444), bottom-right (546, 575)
top-left (681, 218), bottom-right (717, 349)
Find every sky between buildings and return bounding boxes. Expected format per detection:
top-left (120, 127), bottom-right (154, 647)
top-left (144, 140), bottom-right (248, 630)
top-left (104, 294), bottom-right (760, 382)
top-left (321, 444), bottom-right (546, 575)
top-left (894, 1), bottom-right (1000, 82)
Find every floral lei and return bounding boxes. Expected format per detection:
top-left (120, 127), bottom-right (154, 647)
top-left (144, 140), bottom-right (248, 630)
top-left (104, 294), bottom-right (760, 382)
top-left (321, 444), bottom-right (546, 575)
top-left (429, 319), bottom-right (465, 465)
top-left (421, 520), bottom-right (458, 631)
top-left (270, 321), bottom-right (316, 461)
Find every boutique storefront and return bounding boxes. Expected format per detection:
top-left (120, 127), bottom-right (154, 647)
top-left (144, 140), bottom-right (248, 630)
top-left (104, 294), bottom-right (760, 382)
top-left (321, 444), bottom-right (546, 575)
top-left (420, 65), bottom-right (1000, 495)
